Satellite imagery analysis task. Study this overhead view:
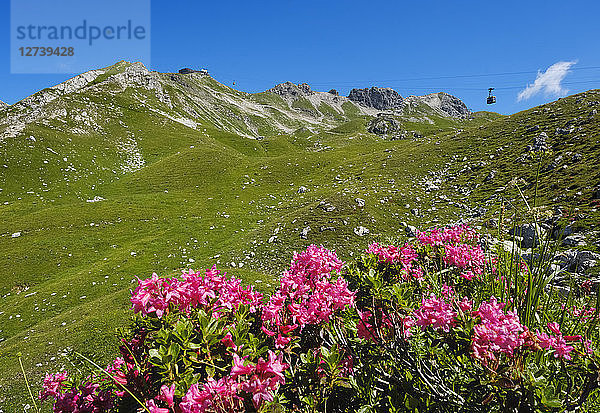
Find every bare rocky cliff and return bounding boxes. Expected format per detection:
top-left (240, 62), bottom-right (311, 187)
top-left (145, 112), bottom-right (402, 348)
top-left (348, 87), bottom-right (404, 111)
top-left (405, 92), bottom-right (471, 118)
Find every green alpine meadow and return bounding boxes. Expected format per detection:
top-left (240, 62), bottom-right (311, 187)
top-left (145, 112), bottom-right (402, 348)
top-left (1, 61), bottom-right (599, 411)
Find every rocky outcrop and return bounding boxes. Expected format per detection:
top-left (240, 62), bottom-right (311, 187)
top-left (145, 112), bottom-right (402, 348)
top-left (178, 68), bottom-right (209, 75)
top-left (527, 132), bottom-right (550, 152)
top-left (0, 61), bottom-right (174, 140)
top-left (408, 92), bottom-right (471, 118)
top-left (509, 223), bottom-right (547, 249)
top-left (328, 89), bottom-right (339, 96)
top-left (368, 114), bottom-right (402, 135)
top-left (348, 87), bottom-right (403, 110)
top-left (0, 100), bottom-right (8, 110)
top-left (268, 82), bottom-right (314, 99)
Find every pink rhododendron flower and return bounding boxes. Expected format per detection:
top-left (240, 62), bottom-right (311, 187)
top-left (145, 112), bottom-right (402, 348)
top-left (158, 383), bottom-right (175, 408)
top-left (42, 380), bottom-right (114, 412)
top-left (417, 224), bottom-right (479, 247)
top-left (357, 308), bottom-right (412, 340)
top-left (553, 335), bottom-right (574, 360)
top-left (39, 372), bottom-right (68, 401)
top-left (147, 399), bottom-right (170, 413)
top-left (357, 310), bottom-right (375, 340)
top-left (231, 354), bottom-right (255, 377)
top-left (471, 297), bottom-right (528, 364)
top-left (414, 293), bottom-right (456, 332)
top-left (443, 243), bottom-right (486, 280)
top-left (536, 331), bottom-right (554, 349)
top-left (413, 225), bottom-right (488, 280)
top-left (275, 334), bottom-right (292, 348)
top-left (459, 297), bottom-right (473, 313)
top-left (536, 322), bottom-right (579, 360)
top-left (130, 266), bottom-right (263, 318)
top-left (547, 322), bottom-right (561, 335)
top-left (366, 243), bottom-right (422, 280)
top-left (221, 332), bottom-right (237, 350)
top-left (262, 245), bottom-right (354, 345)
top-left (180, 376), bottom-right (242, 413)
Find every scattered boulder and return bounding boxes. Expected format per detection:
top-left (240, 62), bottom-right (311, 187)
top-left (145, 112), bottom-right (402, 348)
top-left (297, 186), bottom-right (308, 194)
top-left (552, 225), bottom-right (574, 240)
top-left (562, 234), bottom-right (587, 247)
top-left (348, 87), bottom-right (403, 110)
top-left (355, 198), bottom-right (365, 207)
top-left (554, 250), bottom-right (600, 273)
top-left (367, 114), bottom-right (402, 136)
top-left (527, 132), bottom-right (550, 152)
top-left (317, 201), bottom-right (336, 212)
top-left (353, 226), bottom-right (370, 237)
top-left (481, 235), bottom-right (524, 256)
top-left (300, 226), bottom-right (311, 239)
top-left (509, 223), bottom-right (547, 248)
top-left (11, 232), bottom-right (21, 238)
top-left (402, 222), bottom-right (419, 238)
top-left (573, 251), bottom-right (600, 272)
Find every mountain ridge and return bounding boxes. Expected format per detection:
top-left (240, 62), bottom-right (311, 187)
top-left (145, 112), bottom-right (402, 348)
top-left (1, 61), bottom-right (476, 142)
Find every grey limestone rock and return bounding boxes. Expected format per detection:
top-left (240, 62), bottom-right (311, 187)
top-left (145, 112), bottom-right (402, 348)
top-left (348, 87), bottom-right (403, 110)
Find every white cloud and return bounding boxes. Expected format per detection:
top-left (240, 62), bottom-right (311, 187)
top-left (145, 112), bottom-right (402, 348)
top-left (517, 61), bottom-right (577, 101)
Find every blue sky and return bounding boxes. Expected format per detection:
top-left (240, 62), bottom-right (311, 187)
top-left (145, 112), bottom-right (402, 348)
top-left (1, 0), bottom-right (599, 114)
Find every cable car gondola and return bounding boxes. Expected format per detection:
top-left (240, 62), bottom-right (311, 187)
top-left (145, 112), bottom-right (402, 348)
top-left (487, 88), bottom-right (496, 104)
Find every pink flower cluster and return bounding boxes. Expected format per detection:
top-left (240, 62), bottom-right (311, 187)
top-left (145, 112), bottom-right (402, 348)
top-left (130, 266), bottom-right (263, 318)
top-left (471, 297), bottom-right (530, 364)
top-left (536, 322), bottom-right (581, 360)
top-left (39, 372), bottom-right (69, 402)
top-left (443, 243), bottom-right (486, 280)
top-left (366, 243), bottom-right (423, 280)
top-left (413, 293), bottom-right (457, 333)
top-left (180, 376), bottom-right (241, 413)
top-left (417, 224), bottom-right (479, 246)
top-left (144, 384), bottom-right (175, 413)
top-left (180, 350), bottom-right (288, 412)
top-left (565, 304), bottom-right (599, 321)
top-left (40, 372), bottom-right (114, 413)
top-left (233, 351), bottom-right (288, 407)
top-left (262, 245), bottom-right (355, 346)
top-left (416, 225), bottom-right (487, 280)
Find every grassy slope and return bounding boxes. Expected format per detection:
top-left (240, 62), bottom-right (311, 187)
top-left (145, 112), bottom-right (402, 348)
top-left (445, 90), bottom-right (600, 230)
top-left (1, 69), bottom-right (597, 409)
